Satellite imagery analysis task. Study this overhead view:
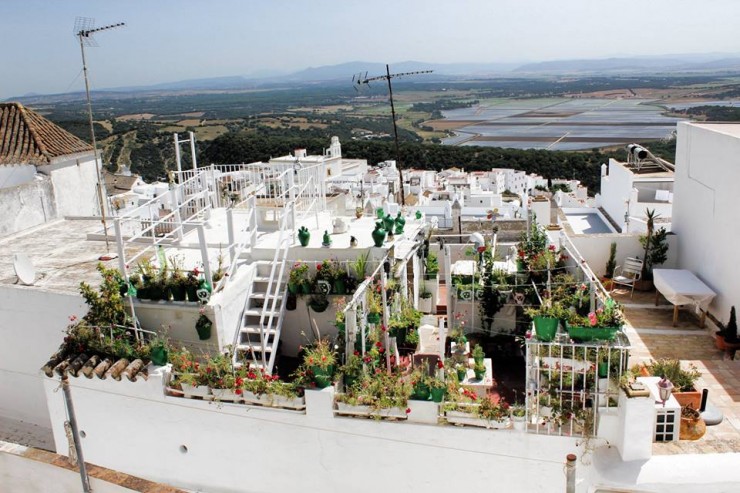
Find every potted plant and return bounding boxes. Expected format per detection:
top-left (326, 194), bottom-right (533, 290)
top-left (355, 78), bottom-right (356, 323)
top-left (366, 289), bottom-right (382, 324)
top-left (565, 298), bottom-right (624, 342)
top-left (410, 369), bottom-right (431, 401)
top-left (334, 298), bottom-right (347, 333)
top-left (425, 252), bottom-right (439, 280)
top-left (715, 306), bottom-right (740, 352)
top-left (428, 376), bottom-right (447, 403)
top-left (168, 255), bottom-right (188, 301)
top-left (525, 300), bottom-right (564, 342)
top-left (510, 404), bottom-right (527, 431)
top-left (288, 262), bottom-right (309, 295)
top-left (195, 307), bottom-right (213, 340)
top-left (353, 250), bottom-right (370, 280)
top-left (472, 344), bottom-right (485, 365)
top-left (339, 353), bottom-right (363, 389)
top-left (636, 209), bottom-right (669, 289)
top-left (308, 293), bottom-right (329, 313)
top-left (185, 268), bottom-right (201, 302)
top-left (147, 334), bottom-right (169, 366)
top-left (603, 242), bottom-right (617, 289)
top-left (303, 339), bottom-right (336, 388)
top-left (643, 358), bottom-right (701, 409)
top-left (473, 360), bottom-right (486, 381)
top-left (419, 286), bottom-right (433, 313)
top-left (456, 362), bottom-right (468, 382)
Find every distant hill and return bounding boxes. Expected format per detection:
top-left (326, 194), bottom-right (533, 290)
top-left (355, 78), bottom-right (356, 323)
top-left (514, 54), bottom-right (740, 74)
top-left (8, 53), bottom-right (740, 101)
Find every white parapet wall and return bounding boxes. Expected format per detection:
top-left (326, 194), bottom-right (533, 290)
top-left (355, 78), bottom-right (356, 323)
top-left (42, 367), bottom-right (582, 493)
top-left (0, 286), bottom-right (87, 427)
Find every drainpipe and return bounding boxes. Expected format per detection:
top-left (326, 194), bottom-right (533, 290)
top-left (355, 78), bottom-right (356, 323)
top-left (61, 374), bottom-right (91, 493)
top-left (565, 453), bottom-right (576, 493)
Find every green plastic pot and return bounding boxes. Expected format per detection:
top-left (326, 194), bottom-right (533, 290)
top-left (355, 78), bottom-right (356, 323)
top-left (533, 316), bottom-right (559, 342)
top-left (430, 387), bottom-right (445, 403)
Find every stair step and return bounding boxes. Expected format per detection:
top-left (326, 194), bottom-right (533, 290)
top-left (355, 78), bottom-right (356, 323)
top-left (236, 344), bottom-right (274, 353)
top-left (250, 293), bottom-right (283, 301)
top-left (244, 309), bottom-right (280, 317)
top-left (240, 326), bottom-right (277, 336)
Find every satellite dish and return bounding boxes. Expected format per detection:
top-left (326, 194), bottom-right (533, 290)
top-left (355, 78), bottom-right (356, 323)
top-left (13, 253), bottom-right (36, 285)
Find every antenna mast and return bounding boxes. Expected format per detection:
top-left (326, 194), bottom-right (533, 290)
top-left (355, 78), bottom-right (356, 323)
top-left (353, 65), bottom-right (432, 206)
top-left (74, 17), bottom-right (125, 250)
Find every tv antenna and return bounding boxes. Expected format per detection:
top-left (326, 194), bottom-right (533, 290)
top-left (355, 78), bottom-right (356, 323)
top-left (74, 17), bottom-right (125, 250)
top-left (352, 65), bottom-right (432, 206)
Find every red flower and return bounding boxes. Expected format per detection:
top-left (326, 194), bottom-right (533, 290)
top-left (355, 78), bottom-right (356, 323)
top-left (477, 246), bottom-right (486, 253)
top-left (375, 341), bottom-right (382, 348)
top-left (437, 360), bottom-right (444, 369)
top-left (354, 350), bottom-right (360, 356)
top-left (405, 408), bottom-right (411, 414)
top-left (235, 389), bottom-right (243, 395)
top-left (316, 264), bottom-right (322, 271)
top-left (548, 245), bottom-right (556, 251)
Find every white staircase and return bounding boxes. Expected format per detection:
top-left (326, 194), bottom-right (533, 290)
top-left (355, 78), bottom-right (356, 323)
top-left (233, 203), bottom-right (293, 373)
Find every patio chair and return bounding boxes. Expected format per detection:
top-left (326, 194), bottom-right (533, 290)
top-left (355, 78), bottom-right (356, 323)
top-left (610, 257), bottom-right (643, 298)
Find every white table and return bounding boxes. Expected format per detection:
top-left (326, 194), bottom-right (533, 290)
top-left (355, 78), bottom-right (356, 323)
top-left (653, 269), bottom-right (716, 327)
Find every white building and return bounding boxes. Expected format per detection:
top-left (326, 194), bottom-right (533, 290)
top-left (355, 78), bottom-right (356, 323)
top-left (596, 154), bottom-right (674, 234)
top-left (672, 122), bottom-right (740, 321)
top-left (0, 102), bottom-right (101, 236)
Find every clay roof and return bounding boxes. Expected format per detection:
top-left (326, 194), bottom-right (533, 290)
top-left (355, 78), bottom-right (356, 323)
top-left (42, 348), bottom-right (149, 382)
top-left (103, 170), bottom-right (140, 195)
top-left (0, 102), bottom-right (93, 166)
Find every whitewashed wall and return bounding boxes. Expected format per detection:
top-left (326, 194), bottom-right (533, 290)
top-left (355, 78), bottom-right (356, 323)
top-left (566, 233), bottom-right (679, 278)
top-left (40, 154), bottom-right (101, 218)
top-left (0, 178), bottom-right (56, 236)
top-left (673, 122), bottom-right (740, 320)
top-left (0, 164), bottom-right (36, 189)
top-left (0, 286), bottom-right (86, 426)
top-left (42, 371), bottom-right (580, 493)
top-left (599, 159), bottom-right (634, 232)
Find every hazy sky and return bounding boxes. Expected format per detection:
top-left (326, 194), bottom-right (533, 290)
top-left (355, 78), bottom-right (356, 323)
top-left (2, 0), bottom-right (740, 99)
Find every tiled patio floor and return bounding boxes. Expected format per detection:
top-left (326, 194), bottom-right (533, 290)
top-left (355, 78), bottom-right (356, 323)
top-left (612, 287), bottom-right (740, 454)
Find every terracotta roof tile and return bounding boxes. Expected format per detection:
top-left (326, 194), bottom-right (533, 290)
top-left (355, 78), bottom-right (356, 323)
top-left (0, 102), bottom-right (93, 166)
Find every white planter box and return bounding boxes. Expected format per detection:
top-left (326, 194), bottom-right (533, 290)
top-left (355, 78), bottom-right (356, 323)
top-left (512, 416), bottom-right (527, 431)
top-left (446, 410), bottom-right (510, 429)
top-left (335, 402), bottom-right (407, 419)
top-left (336, 402), bottom-right (372, 415)
top-left (212, 388), bottom-right (240, 402)
top-left (271, 394), bottom-right (306, 410)
top-left (181, 384), bottom-right (210, 398)
top-left (419, 296), bottom-right (433, 314)
top-left (242, 390), bottom-right (271, 405)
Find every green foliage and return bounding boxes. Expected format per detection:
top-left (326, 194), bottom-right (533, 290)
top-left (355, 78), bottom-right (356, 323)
top-left (643, 358), bottom-right (701, 392)
top-left (79, 263), bottom-right (130, 327)
top-left (605, 242), bottom-right (617, 278)
top-left (639, 226), bottom-right (669, 280)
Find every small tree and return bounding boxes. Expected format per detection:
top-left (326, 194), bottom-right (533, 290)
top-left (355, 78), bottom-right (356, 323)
top-left (604, 242), bottom-right (617, 279)
top-left (639, 226), bottom-right (669, 281)
top-left (719, 306), bottom-right (739, 343)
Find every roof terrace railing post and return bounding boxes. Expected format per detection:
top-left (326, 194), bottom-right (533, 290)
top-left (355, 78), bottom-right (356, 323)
top-left (226, 207), bottom-right (235, 265)
top-left (170, 182), bottom-right (184, 243)
top-left (197, 224), bottom-right (213, 286)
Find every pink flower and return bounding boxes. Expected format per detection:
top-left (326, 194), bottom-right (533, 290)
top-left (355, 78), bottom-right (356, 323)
top-left (588, 312), bottom-right (598, 327)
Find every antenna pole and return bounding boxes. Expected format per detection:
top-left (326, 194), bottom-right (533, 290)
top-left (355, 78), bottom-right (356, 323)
top-left (79, 33), bottom-right (110, 250)
top-left (386, 64), bottom-right (405, 207)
